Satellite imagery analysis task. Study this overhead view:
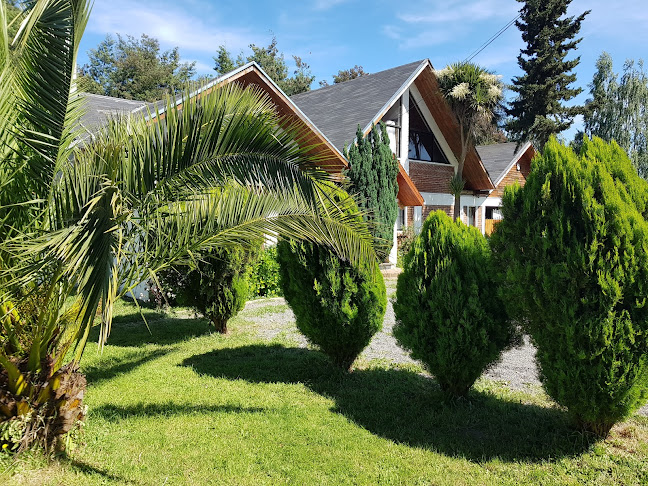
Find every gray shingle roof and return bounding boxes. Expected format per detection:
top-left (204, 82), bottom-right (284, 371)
top-left (78, 93), bottom-right (152, 137)
top-left (476, 142), bottom-right (521, 185)
top-left (290, 60), bottom-right (426, 151)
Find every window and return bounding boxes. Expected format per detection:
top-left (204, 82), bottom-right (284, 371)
top-left (396, 207), bottom-right (405, 231)
top-left (408, 96), bottom-right (450, 164)
top-left (485, 207), bottom-right (503, 220)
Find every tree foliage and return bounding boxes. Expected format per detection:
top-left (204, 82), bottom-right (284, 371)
top-left (213, 37), bottom-right (314, 96)
top-left (344, 123), bottom-right (399, 260)
top-left (505, 0), bottom-right (589, 150)
top-left (434, 62), bottom-right (504, 220)
top-left (277, 193), bottom-right (385, 371)
top-left (491, 137), bottom-right (648, 437)
top-left (319, 65), bottom-right (369, 87)
top-left (394, 211), bottom-right (515, 397)
top-left (580, 52), bottom-right (648, 177)
top-left (77, 33), bottom-right (196, 102)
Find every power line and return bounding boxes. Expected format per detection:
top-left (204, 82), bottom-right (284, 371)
top-left (463, 14), bottom-right (521, 63)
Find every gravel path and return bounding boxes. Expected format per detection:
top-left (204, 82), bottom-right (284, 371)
top-left (242, 290), bottom-right (648, 416)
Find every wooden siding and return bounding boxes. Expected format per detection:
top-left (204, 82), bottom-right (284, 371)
top-left (489, 146), bottom-right (534, 198)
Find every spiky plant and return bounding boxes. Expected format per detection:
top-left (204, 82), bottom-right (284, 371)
top-left (434, 63), bottom-right (504, 220)
top-left (0, 1), bottom-right (373, 452)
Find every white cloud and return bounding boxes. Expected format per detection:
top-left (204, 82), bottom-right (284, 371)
top-left (87, 1), bottom-right (257, 54)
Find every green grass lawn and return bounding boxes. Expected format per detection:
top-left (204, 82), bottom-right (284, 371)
top-left (2, 298), bottom-right (647, 485)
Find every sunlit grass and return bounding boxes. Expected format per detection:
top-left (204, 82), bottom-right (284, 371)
top-left (2, 299), bottom-right (647, 485)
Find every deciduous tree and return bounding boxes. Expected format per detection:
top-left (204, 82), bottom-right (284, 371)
top-left (319, 65), bottom-right (369, 87)
top-left (213, 37), bottom-right (314, 96)
top-left (77, 33), bottom-right (196, 102)
top-left (580, 52), bottom-right (648, 177)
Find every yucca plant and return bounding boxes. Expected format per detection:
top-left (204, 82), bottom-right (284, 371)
top-left (0, 0), bottom-right (373, 452)
top-left (434, 62), bottom-right (503, 220)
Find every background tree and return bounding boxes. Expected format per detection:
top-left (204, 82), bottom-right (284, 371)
top-left (344, 123), bottom-right (399, 260)
top-left (213, 37), bottom-right (314, 96)
top-left (77, 33), bottom-right (196, 101)
top-left (579, 52), bottom-right (648, 177)
top-left (505, 0), bottom-right (589, 150)
top-left (3, 0), bottom-right (21, 40)
top-left (434, 62), bottom-right (504, 221)
top-left (319, 65), bottom-right (369, 87)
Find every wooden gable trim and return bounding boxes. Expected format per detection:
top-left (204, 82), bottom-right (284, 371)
top-left (145, 62), bottom-right (348, 174)
top-left (493, 141), bottom-right (536, 187)
top-left (397, 162), bottom-right (424, 206)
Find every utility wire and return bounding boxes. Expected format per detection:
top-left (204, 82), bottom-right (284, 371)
top-left (463, 14), bottom-right (521, 63)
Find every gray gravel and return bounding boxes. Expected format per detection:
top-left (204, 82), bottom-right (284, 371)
top-left (242, 290), bottom-right (648, 417)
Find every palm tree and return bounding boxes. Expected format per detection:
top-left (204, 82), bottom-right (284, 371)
top-left (434, 62), bottom-right (504, 221)
top-left (0, 0), bottom-right (372, 452)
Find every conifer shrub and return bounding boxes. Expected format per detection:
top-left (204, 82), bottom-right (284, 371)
top-left (248, 245), bottom-right (282, 298)
top-left (393, 210), bottom-right (515, 398)
top-left (491, 137), bottom-right (648, 437)
top-left (163, 246), bottom-right (258, 333)
top-left (277, 194), bottom-right (386, 371)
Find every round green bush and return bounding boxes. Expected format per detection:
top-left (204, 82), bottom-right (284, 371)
top-left (393, 210), bottom-right (515, 397)
top-left (277, 239), bottom-right (386, 371)
top-left (491, 137), bottom-right (648, 437)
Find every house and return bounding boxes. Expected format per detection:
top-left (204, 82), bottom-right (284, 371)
top-left (476, 142), bottom-right (536, 235)
top-left (290, 59), bottom-right (503, 262)
top-left (80, 60), bottom-right (535, 267)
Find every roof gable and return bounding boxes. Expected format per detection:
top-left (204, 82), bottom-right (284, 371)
top-left (477, 142), bottom-right (535, 187)
top-left (290, 60), bottom-right (426, 151)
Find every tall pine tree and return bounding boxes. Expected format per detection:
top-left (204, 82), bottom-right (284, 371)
top-left (505, 0), bottom-right (589, 149)
top-left (344, 123), bottom-right (399, 261)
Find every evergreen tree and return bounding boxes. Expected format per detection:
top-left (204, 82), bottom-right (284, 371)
top-left (580, 52), bottom-right (648, 177)
top-left (505, 0), bottom-right (589, 150)
top-left (344, 123), bottom-right (399, 260)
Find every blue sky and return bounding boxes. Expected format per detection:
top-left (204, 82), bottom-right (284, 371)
top-left (78, 0), bottom-right (648, 135)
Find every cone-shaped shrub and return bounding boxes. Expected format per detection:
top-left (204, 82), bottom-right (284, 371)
top-left (170, 246), bottom-right (257, 333)
top-left (393, 210), bottom-right (515, 397)
top-left (277, 194), bottom-right (385, 371)
top-left (491, 137), bottom-right (648, 437)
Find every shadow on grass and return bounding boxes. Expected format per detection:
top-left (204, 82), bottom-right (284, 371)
top-left (83, 349), bottom-right (168, 385)
top-left (63, 458), bottom-right (138, 484)
top-left (91, 403), bottom-right (266, 422)
top-left (182, 344), bottom-right (597, 463)
top-left (89, 311), bottom-right (211, 348)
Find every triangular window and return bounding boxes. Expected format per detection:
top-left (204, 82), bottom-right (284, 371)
top-left (408, 96), bottom-right (450, 164)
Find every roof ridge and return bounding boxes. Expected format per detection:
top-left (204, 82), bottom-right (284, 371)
top-left (291, 59), bottom-right (426, 99)
top-left (80, 92), bottom-right (150, 104)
